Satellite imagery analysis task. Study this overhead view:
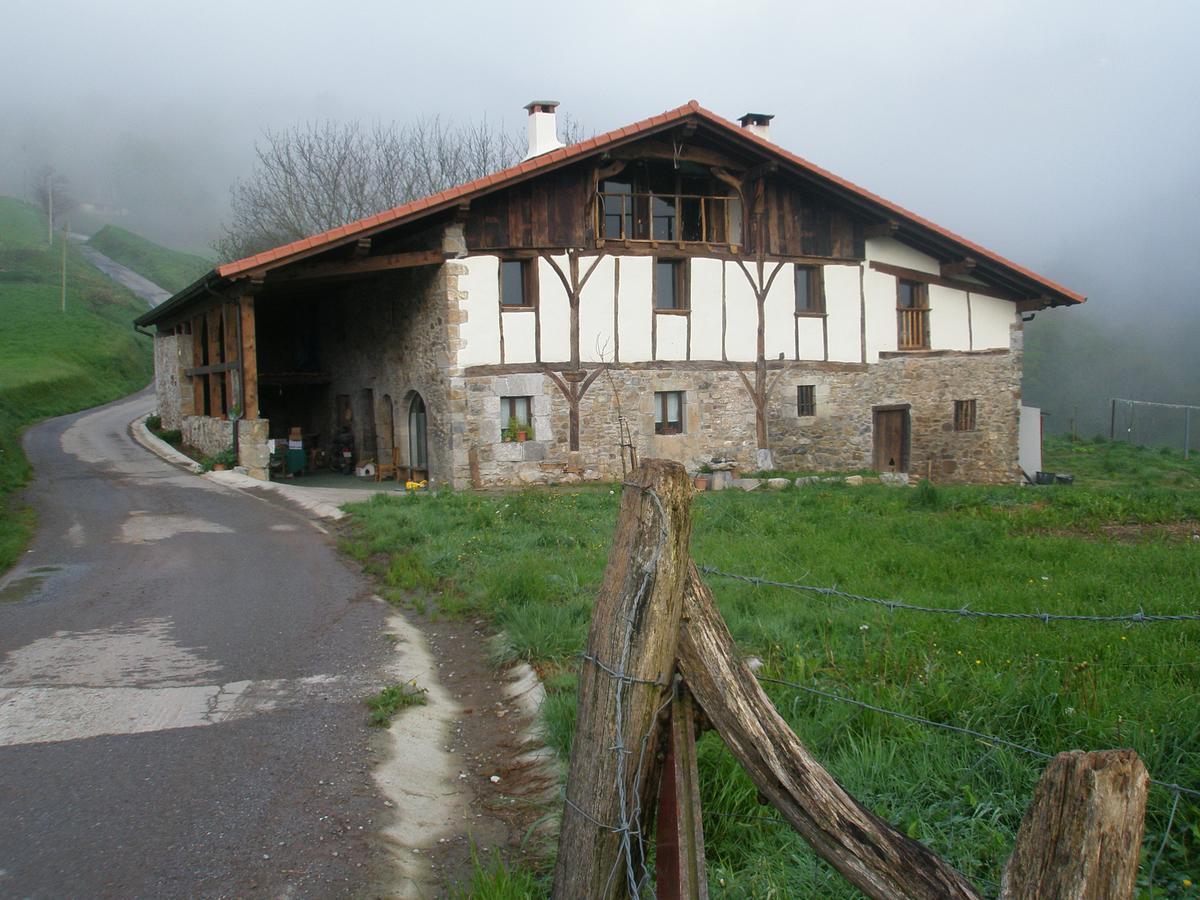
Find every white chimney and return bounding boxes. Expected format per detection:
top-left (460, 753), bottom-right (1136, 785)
top-left (738, 112), bottom-right (774, 142)
top-left (524, 100), bottom-right (565, 160)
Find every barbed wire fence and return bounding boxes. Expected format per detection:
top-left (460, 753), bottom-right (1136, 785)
top-left (693, 563), bottom-right (1200, 889)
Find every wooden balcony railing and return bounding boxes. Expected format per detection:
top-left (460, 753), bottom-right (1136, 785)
top-left (897, 307), bottom-right (930, 350)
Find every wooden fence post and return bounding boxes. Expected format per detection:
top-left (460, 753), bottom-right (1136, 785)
top-left (552, 460), bottom-right (695, 899)
top-left (1000, 750), bottom-right (1149, 899)
top-left (676, 562), bottom-right (983, 900)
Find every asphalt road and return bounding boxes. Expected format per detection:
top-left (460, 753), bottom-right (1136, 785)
top-left (0, 391), bottom-right (393, 898)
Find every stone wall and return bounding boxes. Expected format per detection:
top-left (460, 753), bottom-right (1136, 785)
top-left (453, 330), bottom-right (1022, 488)
top-left (153, 331), bottom-right (189, 429)
top-left (317, 260), bottom-right (458, 486)
top-left (182, 415), bottom-right (234, 457)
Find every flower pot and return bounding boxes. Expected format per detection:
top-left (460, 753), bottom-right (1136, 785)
top-left (213, 463), bottom-right (227, 472)
top-left (694, 476), bottom-right (711, 491)
top-left (516, 430), bottom-right (528, 442)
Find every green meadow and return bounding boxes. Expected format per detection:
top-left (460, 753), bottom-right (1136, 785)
top-left (345, 437), bottom-right (1200, 897)
top-left (87, 224), bottom-right (211, 293)
top-left (0, 198), bottom-right (153, 571)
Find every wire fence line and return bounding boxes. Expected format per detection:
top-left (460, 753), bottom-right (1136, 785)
top-left (700, 566), bottom-right (1200, 625)
top-left (755, 673), bottom-right (1200, 802)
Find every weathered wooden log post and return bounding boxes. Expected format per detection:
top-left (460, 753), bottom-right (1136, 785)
top-left (552, 460), bottom-right (694, 899)
top-left (676, 562), bottom-right (984, 900)
top-left (1001, 749), bottom-right (1149, 899)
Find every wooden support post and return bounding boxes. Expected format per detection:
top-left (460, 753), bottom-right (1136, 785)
top-left (676, 563), bottom-right (982, 900)
top-left (223, 302), bottom-right (239, 414)
top-left (192, 316), bottom-right (205, 415)
top-left (206, 307), bottom-right (223, 417)
top-left (239, 295), bottom-right (259, 419)
top-left (655, 684), bottom-right (708, 900)
top-left (552, 460), bottom-right (695, 900)
top-left (1110, 398), bottom-right (1117, 440)
top-left (1000, 750), bottom-right (1148, 900)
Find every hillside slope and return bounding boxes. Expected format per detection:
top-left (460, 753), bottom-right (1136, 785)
top-left (0, 198), bottom-right (153, 571)
top-left (88, 224), bottom-right (212, 294)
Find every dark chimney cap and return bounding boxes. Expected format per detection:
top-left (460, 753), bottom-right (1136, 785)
top-left (738, 112), bottom-right (774, 128)
top-left (525, 100), bottom-right (560, 114)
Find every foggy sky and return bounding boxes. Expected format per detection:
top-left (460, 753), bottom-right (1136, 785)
top-left (3, 1), bottom-right (1198, 427)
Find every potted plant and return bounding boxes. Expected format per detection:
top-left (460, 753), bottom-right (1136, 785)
top-left (508, 415), bottom-right (528, 443)
top-left (694, 463), bottom-right (713, 491)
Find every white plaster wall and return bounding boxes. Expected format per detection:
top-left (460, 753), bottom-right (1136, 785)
top-left (616, 256), bottom-right (652, 362)
top-left (763, 264), bottom-right (795, 361)
top-left (865, 237), bottom-right (940, 275)
top-left (723, 261), bottom-right (758, 362)
top-left (797, 317), bottom-right (824, 360)
top-left (656, 314), bottom-right (688, 360)
top-left (578, 255), bottom-right (616, 362)
top-left (538, 255), bottom-right (571, 362)
top-left (502, 311), bottom-right (537, 363)
top-left (928, 284), bottom-right (972, 351)
top-left (971, 293), bottom-right (1016, 350)
top-left (824, 264), bottom-right (862, 362)
top-left (1019, 405), bottom-right (1042, 479)
top-left (862, 265), bottom-right (898, 362)
top-left (457, 256), bottom-right (500, 367)
top-left (690, 258), bottom-right (724, 360)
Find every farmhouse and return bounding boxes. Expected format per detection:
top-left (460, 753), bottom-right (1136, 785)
top-left (136, 100), bottom-right (1084, 487)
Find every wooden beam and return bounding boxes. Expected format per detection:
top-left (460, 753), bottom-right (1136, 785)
top-left (184, 361), bottom-right (238, 378)
top-left (266, 249), bottom-right (447, 283)
top-left (940, 257), bottom-right (976, 278)
top-left (240, 295), bottom-right (259, 419)
top-left (677, 563), bottom-right (983, 900)
top-left (206, 307), bottom-right (223, 418)
top-left (864, 220), bottom-right (900, 239)
top-left (222, 302), bottom-right (239, 414)
top-left (868, 260), bottom-right (1021, 302)
top-left (552, 460), bottom-right (695, 900)
top-left (611, 139), bottom-right (746, 171)
top-left (655, 685), bottom-right (708, 900)
top-left (1000, 750), bottom-right (1148, 899)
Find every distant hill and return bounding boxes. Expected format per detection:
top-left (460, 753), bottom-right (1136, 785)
top-left (88, 224), bottom-right (212, 294)
top-left (0, 197), bottom-right (153, 571)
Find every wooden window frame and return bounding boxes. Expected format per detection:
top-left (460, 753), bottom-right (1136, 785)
top-left (896, 279), bottom-right (930, 350)
top-left (500, 395), bottom-right (533, 441)
top-left (654, 390), bottom-right (685, 435)
top-left (596, 163), bottom-right (744, 248)
top-left (954, 399), bottom-right (977, 432)
top-left (500, 258), bottom-right (537, 310)
top-left (796, 385), bottom-right (816, 417)
top-left (794, 265), bottom-right (826, 317)
top-left (653, 258), bottom-right (690, 314)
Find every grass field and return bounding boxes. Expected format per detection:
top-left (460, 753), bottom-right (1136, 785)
top-left (344, 437), bottom-right (1200, 897)
top-left (0, 198), bottom-right (154, 571)
top-left (87, 224), bottom-right (212, 293)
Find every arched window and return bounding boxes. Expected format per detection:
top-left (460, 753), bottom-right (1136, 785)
top-left (408, 393), bottom-right (428, 472)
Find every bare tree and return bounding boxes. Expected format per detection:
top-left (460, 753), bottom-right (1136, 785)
top-left (215, 114), bottom-right (590, 262)
top-left (29, 165), bottom-right (78, 243)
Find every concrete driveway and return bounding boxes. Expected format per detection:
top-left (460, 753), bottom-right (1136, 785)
top-left (0, 390), bottom-right (394, 897)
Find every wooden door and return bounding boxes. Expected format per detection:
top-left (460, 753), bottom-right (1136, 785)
top-left (873, 408), bottom-right (910, 473)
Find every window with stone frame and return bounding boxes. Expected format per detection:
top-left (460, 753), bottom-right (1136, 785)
top-left (500, 259), bottom-right (536, 308)
top-left (501, 395), bottom-right (532, 441)
top-left (654, 391), bottom-right (684, 435)
top-left (954, 399), bottom-right (977, 432)
top-left (797, 384), bottom-right (816, 417)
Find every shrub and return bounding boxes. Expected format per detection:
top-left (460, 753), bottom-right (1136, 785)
top-left (145, 414), bottom-right (162, 431)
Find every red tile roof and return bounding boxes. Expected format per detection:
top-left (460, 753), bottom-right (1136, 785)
top-left (214, 99), bottom-right (1083, 304)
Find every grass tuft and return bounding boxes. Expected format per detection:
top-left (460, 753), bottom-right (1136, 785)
top-left (364, 682), bottom-right (428, 726)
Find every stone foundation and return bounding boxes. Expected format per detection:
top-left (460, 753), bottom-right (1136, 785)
top-left (153, 331), bottom-right (189, 430)
top-left (237, 418), bottom-right (270, 480)
top-left (182, 416), bottom-right (234, 457)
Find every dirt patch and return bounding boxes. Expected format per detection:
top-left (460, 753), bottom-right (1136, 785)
top-left (370, 606), bottom-right (558, 896)
top-left (1046, 520), bottom-right (1200, 544)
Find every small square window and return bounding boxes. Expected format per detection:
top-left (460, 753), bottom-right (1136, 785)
top-left (797, 385), bottom-right (816, 417)
top-left (501, 395), bottom-right (532, 441)
top-left (795, 266), bottom-right (824, 315)
top-left (654, 259), bottom-right (688, 311)
top-left (501, 259), bottom-right (534, 307)
top-left (954, 399), bottom-right (977, 432)
top-left (654, 391), bottom-right (684, 435)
